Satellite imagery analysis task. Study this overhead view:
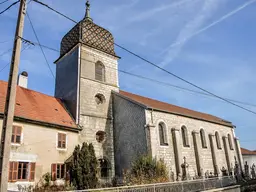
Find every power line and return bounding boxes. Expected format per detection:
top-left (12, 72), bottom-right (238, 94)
top-left (25, 13), bottom-right (68, 98)
top-left (26, 12), bottom-right (55, 79)
top-left (32, 0), bottom-right (77, 23)
top-left (0, 0), bottom-right (19, 15)
top-left (0, 63), bottom-right (9, 73)
top-left (0, 48), bottom-right (12, 57)
top-left (29, 0), bottom-right (256, 116)
top-left (0, 0), bottom-right (8, 5)
top-left (16, 37), bottom-right (256, 109)
top-left (0, 44), bottom-right (32, 73)
top-left (0, 40), bottom-right (11, 44)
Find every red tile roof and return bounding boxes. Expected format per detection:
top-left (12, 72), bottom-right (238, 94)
top-left (119, 90), bottom-right (233, 127)
top-left (0, 80), bottom-right (77, 129)
top-left (241, 147), bottom-right (256, 155)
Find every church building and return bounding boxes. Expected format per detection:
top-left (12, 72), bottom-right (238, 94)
top-left (0, 1), bottom-right (243, 190)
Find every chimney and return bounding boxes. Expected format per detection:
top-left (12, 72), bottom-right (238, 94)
top-left (18, 71), bottom-right (28, 88)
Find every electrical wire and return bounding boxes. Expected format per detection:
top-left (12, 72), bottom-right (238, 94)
top-left (0, 0), bottom-right (8, 5)
top-left (0, 40), bottom-right (11, 44)
top-left (26, 13), bottom-right (69, 98)
top-left (17, 37), bottom-right (256, 109)
top-left (30, 0), bottom-right (256, 116)
top-left (0, 0), bottom-right (19, 15)
top-left (0, 44), bottom-right (31, 73)
top-left (0, 48), bottom-right (12, 57)
top-left (26, 12), bottom-right (55, 79)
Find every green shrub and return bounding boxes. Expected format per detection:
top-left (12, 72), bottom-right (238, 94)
top-left (70, 142), bottom-right (98, 189)
top-left (124, 155), bottom-right (169, 185)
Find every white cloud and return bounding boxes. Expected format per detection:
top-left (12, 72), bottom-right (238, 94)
top-left (128, 0), bottom-right (195, 23)
top-left (160, 0), bottom-right (222, 67)
top-left (160, 0), bottom-right (256, 67)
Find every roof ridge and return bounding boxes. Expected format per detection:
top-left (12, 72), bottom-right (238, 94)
top-left (120, 90), bottom-right (224, 119)
top-left (0, 80), bottom-right (57, 99)
top-left (119, 90), bottom-right (233, 127)
top-left (0, 80), bottom-right (77, 129)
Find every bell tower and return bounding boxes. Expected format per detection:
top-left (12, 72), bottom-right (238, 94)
top-left (54, 0), bottom-right (119, 178)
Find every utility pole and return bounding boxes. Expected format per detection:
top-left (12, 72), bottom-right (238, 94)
top-left (0, 0), bottom-right (26, 191)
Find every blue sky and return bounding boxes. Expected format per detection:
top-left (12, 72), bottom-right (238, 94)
top-left (0, 0), bottom-right (256, 149)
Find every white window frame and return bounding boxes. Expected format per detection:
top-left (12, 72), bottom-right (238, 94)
top-left (11, 124), bottom-right (24, 146)
top-left (180, 124), bottom-right (190, 148)
top-left (156, 120), bottom-right (169, 148)
top-left (56, 131), bottom-right (68, 151)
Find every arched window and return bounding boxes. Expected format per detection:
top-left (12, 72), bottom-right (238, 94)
top-left (95, 61), bottom-right (105, 82)
top-left (181, 126), bottom-right (189, 147)
top-left (215, 131), bottom-right (221, 149)
top-left (158, 122), bottom-right (168, 146)
top-left (228, 134), bottom-right (234, 150)
top-left (200, 129), bottom-right (207, 148)
top-left (98, 158), bottom-right (110, 178)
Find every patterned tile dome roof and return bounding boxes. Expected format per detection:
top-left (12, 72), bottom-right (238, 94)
top-left (60, 1), bottom-right (116, 57)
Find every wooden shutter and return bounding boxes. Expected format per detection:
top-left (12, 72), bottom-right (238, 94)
top-left (51, 164), bottom-right (57, 181)
top-left (13, 162), bottom-right (18, 182)
top-left (29, 163), bottom-right (36, 181)
top-left (8, 162), bottom-right (13, 182)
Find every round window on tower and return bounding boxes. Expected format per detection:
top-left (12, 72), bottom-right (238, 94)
top-left (96, 131), bottom-right (106, 143)
top-left (95, 94), bottom-right (105, 105)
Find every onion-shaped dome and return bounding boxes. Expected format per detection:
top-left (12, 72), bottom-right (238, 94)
top-left (60, 1), bottom-right (116, 57)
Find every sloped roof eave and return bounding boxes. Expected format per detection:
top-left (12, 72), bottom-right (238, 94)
top-left (0, 113), bottom-right (80, 132)
top-left (116, 90), bottom-right (234, 128)
top-left (146, 107), bottom-right (234, 128)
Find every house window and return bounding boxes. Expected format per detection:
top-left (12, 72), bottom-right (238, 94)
top-left (57, 133), bottom-right (66, 149)
top-left (158, 122), bottom-right (168, 146)
top-left (9, 162), bottom-right (36, 182)
top-left (11, 126), bottom-right (22, 144)
top-left (200, 129), bottom-right (207, 148)
top-left (95, 61), bottom-right (105, 82)
top-left (51, 164), bottom-right (66, 180)
top-left (181, 126), bottom-right (189, 147)
top-left (215, 131), bottom-right (222, 149)
top-left (228, 134), bottom-right (234, 150)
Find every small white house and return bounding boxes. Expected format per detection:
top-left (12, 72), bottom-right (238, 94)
top-left (241, 147), bottom-right (256, 168)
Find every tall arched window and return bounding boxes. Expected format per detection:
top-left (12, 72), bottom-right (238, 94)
top-left (95, 61), bottom-right (105, 82)
top-left (200, 129), bottom-right (207, 148)
top-left (215, 131), bottom-right (221, 149)
top-left (228, 134), bottom-right (234, 150)
top-left (158, 122), bottom-right (168, 146)
top-left (181, 126), bottom-right (189, 147)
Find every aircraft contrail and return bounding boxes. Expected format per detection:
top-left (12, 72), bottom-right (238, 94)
top-left (166, 0), bottom-right (256, 49)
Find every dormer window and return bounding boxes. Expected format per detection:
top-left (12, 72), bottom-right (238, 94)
top-left (95, 61), bottom-right (105, 82)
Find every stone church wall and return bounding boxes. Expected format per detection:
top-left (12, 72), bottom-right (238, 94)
top-left (145, 110), bottom-right (238, 179)
top-left (78, 46), bottom-right (119, 178)
top-left (113, 93), bottom-right (148, 177)
top-left (55, 46), bottom-right (79, 121)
